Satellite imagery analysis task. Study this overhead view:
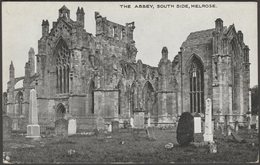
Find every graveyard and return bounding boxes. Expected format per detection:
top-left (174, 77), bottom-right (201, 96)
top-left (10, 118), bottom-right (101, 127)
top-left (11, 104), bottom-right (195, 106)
top-left (3, 124), bottom-right (259, 163)
top-left (2, 90), bottom-right (259, 163)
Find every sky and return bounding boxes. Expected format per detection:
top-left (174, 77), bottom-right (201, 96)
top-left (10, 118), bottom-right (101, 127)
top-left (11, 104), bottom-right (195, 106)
top-left (2, 1), bottom-right (258, 91)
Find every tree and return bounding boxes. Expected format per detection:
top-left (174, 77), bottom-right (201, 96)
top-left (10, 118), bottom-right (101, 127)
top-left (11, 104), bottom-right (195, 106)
top-left (251, 85), bottom-right (259, 115)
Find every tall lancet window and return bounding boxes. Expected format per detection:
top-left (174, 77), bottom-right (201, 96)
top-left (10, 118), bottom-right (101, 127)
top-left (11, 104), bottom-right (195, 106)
top-left (55, 39), bottom-right (70, 94)
top-left (189, 57), bottom-right (204, 113)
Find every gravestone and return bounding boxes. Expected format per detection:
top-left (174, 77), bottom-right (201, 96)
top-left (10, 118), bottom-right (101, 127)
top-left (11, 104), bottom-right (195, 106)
top-left (130, 117), bottom-right (134, 127)
top-left (133, 112), bottom-right (145, 129)
top-left (107, 123), bottom-right (112, 132)
top-left (26, 89), bottom-right (40, 138)
top-left (203, 98), bottom-right (213, 142)
top-left (3, 115), bottom-right (12, 140)
top-left (176, 112), bottom-right (194, 146)
top-left (68, 119), bottom-right (76, 136)
top-left (112, 121), bottom-right (119, 133)
top-left (147, 117), bottom-right (151, 127)
top-left (194, 113), bottom-right (201, 133)
top-left (55, 118), bottom-right (68, 137)
top-left (146, 127), bottom-right (156, 140)
top-left (96, 116), bottom-right (105, 130)
top-left (234, 121), bottom-right (239, 132)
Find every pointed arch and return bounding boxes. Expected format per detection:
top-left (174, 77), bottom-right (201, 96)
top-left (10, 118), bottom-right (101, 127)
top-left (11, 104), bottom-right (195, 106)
top-left (56, 103), bottom-right (66, 120)
top-left (54, 38), bottom-right (70, 94)
top-left (118, 80), bottom-right (124, 115)
top-left (189, 55), bottom-right (204, 113)
top-left (88, 79), bottom-right (95, 114)
top-left (15, 91), bottom-right (23, 115)
top-left (130, 82), bottom-right (137, 114)
top-left (185, 53), bottom-right (204, 73)
top-left (142, 81), bottom-right (155, 115)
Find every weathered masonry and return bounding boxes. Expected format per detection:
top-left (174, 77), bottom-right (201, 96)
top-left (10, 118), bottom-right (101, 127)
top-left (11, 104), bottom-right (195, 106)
top-left (3, 6), bottom-right (250, 131)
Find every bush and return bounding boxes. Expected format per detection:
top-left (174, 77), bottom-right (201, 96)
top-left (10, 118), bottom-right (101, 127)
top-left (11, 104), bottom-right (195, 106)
top-left (176, 112), bottom-right (194, 146)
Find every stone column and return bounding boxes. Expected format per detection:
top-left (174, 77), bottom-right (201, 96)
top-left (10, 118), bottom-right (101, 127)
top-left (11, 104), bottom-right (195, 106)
top-left (26, 89), bottom-right (40, 138)
top-left (203, 98), bottom-right (213, 142)
top-left (249, 90), bottom-right (252, 112)
top-left (228, 86), bottom-right (233, 124)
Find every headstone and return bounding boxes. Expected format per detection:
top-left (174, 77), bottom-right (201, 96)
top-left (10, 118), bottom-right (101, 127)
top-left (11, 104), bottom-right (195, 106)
top-left (112, 121), bottom-right (119, 133)
top-left (133, 112), bottom-right (145, 129)
top-left (26, 89), bottom-right (40, 138)
top-left (194, 113), bottom-right (201, 133)
top-left (96, 116), bottom-right (105, 130)
top-left (147, 117), bottom-right (151, 127)
top-left (248, 114), bottom-right (252, 129)
top-left (146, 127), bottom-right (156, 140)
top-left (203, 98), bottom-right (213, 142)
top-left (234, 121), bottom-right (239, 132)
top-left (176, 112), bottom-right (194, 146)
top-left (130, 117), bottom-right (134, 127)
top-left (107, 123), bottom-right (112, 132)
top-left (209, 141), bottom-right (217, 153)
top-left (68, 119), bottom-right (76, 136)
top-left (55, 118), bottom-right (68, 137)
top-left (3, 115), bottom-right (12, 140)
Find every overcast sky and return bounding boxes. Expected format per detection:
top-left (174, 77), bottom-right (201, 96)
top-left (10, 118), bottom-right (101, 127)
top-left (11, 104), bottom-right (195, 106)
top-left (2, 2), bottom-right (258, 91)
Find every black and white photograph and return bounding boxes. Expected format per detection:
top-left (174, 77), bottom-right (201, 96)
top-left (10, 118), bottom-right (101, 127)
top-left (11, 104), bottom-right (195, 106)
top-left (2, 1), bottom-right (259, 163)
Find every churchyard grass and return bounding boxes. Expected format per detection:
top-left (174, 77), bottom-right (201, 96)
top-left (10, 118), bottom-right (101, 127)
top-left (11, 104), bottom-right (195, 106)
top-left (3, 127), bottom-right (258, 163)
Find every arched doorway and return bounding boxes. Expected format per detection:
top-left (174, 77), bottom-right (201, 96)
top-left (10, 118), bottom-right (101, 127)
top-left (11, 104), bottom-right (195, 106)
top-left (56, 103), bottom-right (66, 120)
top-left (189, 56), bottom-right (204, 113)
top-left (142, 81), bottom-right (155, 115)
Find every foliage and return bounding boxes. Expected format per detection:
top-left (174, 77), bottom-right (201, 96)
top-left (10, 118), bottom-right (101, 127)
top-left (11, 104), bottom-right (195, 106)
top-left (251, 85), bottom-right (259, 115)
top-left (176, 112), bottom-right (194, 146)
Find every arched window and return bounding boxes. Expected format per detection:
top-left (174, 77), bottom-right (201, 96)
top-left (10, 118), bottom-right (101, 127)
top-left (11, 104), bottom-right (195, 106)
top-left (16, 91), bottom-right (23, 115)
top-left (142, 81), bottom-right (155, 115)
top-left (55, 39), bottom-right (70, 94)
top-left (56, 103), bottom-right (66, 120)
top-left (118, 81), bottom-right (124, 115)
top-left (89, 80), bottom-right (95, 114)
top-left (130, 82), bottom-right (137, 113)
top-left (189, 57), bottom-right (204, 113)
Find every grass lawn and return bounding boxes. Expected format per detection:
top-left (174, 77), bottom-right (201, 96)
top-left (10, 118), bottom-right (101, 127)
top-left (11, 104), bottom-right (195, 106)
top-left (3, 127), bottom-right (259, 163)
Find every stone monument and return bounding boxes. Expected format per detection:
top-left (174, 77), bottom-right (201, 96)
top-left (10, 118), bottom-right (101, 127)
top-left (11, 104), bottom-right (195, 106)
top-left (3, 115), bottom-right (12, 140)
top-left (133, 112), bottom-right (145, 129)
top-left (203, 98), bottom-right (213, 142)
top-left (130, 117), bottom-right (134, 127)
top-left (26, 89), bottom-right (40, 138)
top-left (68, 118), bottom-right (77, 136)
top-left (194, 113), bottom-right (202, 133)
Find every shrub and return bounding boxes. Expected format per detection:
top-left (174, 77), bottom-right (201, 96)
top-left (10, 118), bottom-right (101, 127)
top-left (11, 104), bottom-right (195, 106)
top-left (176, 112), bottom-right (194, 146)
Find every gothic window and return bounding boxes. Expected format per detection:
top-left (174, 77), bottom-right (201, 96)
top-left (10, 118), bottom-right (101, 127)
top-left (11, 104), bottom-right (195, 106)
top-left (56, 103), bottom-right (66, 120)
top-left (189, 57), bottom-right (204, 113)
top-left (118, 81), bottom-right (124, 115)
top-left (142, 82), bottom-right (155, 115)
top-left (130, 83), bottom-right (137, 114)
top-left (89, 80), bottom-right (95, 114)
top-left (55, 39), bottom-right (70, 94)
top-left (16, 91), bottom-right (23, 115)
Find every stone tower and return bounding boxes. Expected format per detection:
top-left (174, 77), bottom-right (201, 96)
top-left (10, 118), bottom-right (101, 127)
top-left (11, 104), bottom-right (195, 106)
top-left (28, 48), bottom-right (35, 76)
top-left (76, 7), bottom-right (85, 28)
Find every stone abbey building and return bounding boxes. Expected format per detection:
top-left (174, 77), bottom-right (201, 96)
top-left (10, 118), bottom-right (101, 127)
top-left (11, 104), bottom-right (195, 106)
top-left (3, 6), bottom-right (251, 131)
